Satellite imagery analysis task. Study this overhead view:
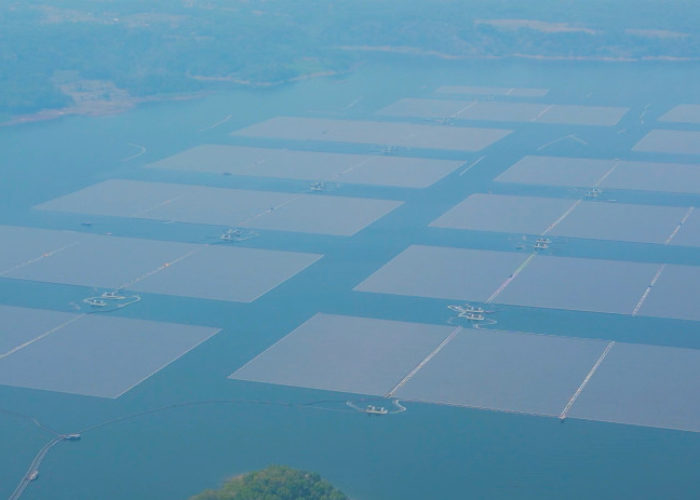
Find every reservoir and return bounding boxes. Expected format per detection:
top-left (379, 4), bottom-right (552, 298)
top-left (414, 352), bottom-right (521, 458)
top-left (1, 58), bottom-right (699, 500)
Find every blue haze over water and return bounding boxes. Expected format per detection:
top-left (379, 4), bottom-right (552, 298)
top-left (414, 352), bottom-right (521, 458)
top-left (1, 59), bottom-right (700, 499)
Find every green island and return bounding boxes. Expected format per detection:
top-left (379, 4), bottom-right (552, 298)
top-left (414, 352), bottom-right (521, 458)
top-left (190, 465), bottom-right (348, 500)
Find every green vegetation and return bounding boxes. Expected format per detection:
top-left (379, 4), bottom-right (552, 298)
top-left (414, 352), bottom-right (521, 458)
top-left (190, 465), bottom-right (348, 500)
top-left (1, 0), bottom-right (699, 117)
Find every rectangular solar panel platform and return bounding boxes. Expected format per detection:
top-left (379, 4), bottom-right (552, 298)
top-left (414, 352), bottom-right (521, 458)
top-left (669, 208), bottom-right (700, 247)
top-left (659, 104), bottom-right (700, 124)
top-left (496, 156), bottom-right (700, 195)
top-left (633, 130), bottom-right (700, 155)
top-left (636, 265), bottom-right (700, 322)
top-left (548, 201), bottom-right (688, 245)
top-left (0, 225), bottom-right (89, 274)
top-left (534, 104), bottom-right (628, 126)
top-left (602, 160), bottom-right (700, 194)
top-left (231, 117), bottom-right (512, 152)
top-left (430, 193), bottom-right (691, 245)
top-left (354, 245), bottom-right (529, 302)
top-left (229, 313), bottom-right (700, 432)
top-left (35, 179), bottom-right (403, 236)
top-left (378, 98), bottom-right (628, 126)
top-left (230, 313), bottom-right (455, 396)
top-left (436, 86), bottom-right (549, 97)
top-left (0, 305), bottom-right (76, 357)
top-left (355, 245), bottom-right (698, 320)
top-left (395, 329), bottom-right (609, 417)
top-left (463, 101), bottom-right (550, 122)
top-left (0, 305), bottom-right (219, 398)
top-left (495, 255), bottom-right (659, 315)
top-left (430, 193), bottom-right (574, 235)
top-left (128, 245), bottom-right (321, 303)
top-left (0, 225), bottom-right (321, 303)
top-left (146, 144), bottom-right (463, 188)
top-left (495, 156), bottom-right (616, 187)
top-left (6, 233), bottom-right (198, 290)
top-left (568, 342), bottom-right (700, 433)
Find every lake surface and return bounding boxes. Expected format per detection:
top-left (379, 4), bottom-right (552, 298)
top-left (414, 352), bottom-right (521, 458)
top-left (1, 58), bottom-right (699, 500)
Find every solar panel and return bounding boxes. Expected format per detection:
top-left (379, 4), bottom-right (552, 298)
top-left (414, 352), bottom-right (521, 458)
top-left (0, 308), bottom-right (219, 398)
top-left (230, 313), bottom-right (454, 396)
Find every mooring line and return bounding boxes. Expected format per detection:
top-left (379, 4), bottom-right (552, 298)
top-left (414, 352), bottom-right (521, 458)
top-left (385, 327), bottom-right (462, 398)
top-left (199, 114), bottom-right (233, 132)
top-left (453, 100), bottom-right (477, 119)
top-left (631, 264), bottom-right (667, 316)
top-left (665, 206), bottom-right (695, 245)
top-left (486, 253), bottom-right (537, 304)
top-left (541, 199), bottom-right (582, 235)
top-left (459, 155), bottom-right (486, 176)
top-left (132, 192), bottom-right (189, 218)
top-left (0, 239), bottom-right (84, 277)
top-left (593, 159), bottom-right (621, 187)
top-left (117, 249), bottom-right (199, 290)
top-left (531, 104), bottom-right (553, 122)
top-left (559, 341), bottom-right (615, 420)
top-left (120, 143), bottom-right (147, 163)
top-left (0, 315), bottom-right (86, 360)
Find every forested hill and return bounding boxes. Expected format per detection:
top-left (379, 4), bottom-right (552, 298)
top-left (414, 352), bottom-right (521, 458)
top-left (189, 465), bottom-right (348, 500)
top-left (2, 0), bottom-right (698, 117)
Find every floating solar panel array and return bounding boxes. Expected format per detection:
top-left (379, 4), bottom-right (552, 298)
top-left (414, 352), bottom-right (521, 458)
top-left (6, 79), bottom-right (700, 441)
top-left (355, 245), bottom-right (530, 302)
top-left (436, 86), bottom-right (549, 97)
top-left (231, 314), bottom-right (700, 433)
top-left (0, 304), bottom-right (219, 398)
top-left (430, 194), bottom-right (576, 235)
top-left (0, 226), bottom-right (321, 303)
top-left (354, 244), bottom-right (699, 320)
top-left (495, 256), bottom-right (660, 316)
top-left (659, 104), bottom-right (700, 124)
top-left (231, 313), bottom-right (455, 396)
top-left (634, 265), bottom-right (700, 322)
top-left (231, 117), bottom-right (512, 152)
top-left (495, 156), bottom-right (700, 195)
top-left (669, 210), bottom-right (700, 247)
top-left (634, 130), bottom-right (700, 155)
top-left (430, 193), bottom-right (696, 246)
top-left (35, 179), bottom-right (402, 236)
top-left (567, 342), bottom-right (700, 432)
top-left (146, 145), bottom-right (463, 188)
top-left (378, 98), bottom-right (629, 126)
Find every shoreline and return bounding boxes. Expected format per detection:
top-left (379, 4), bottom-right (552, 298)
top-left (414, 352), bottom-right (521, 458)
top-left (0, 91), bottom-right (210, 128)
top-left (335, 45), bottom-right (700, 63)
top-left (2, 51), bottom-right (696, 128)
top-left (0, 69), bottom-right (346, 128)
top-left (188, 69), bottom-right (342, 87)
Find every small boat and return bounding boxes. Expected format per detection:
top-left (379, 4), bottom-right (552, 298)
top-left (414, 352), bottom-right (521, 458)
top-left (27, 470), bottom-right (39, 481)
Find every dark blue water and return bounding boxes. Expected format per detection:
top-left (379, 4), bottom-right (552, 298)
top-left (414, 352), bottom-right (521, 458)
top-left (1, 59), bottom-right (699, 499)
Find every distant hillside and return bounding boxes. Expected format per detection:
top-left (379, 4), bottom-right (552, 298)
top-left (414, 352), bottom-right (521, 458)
top-left (190, 465), bottom-right (348, 500)
top-left (2, 0), bottom-right (698, 118)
